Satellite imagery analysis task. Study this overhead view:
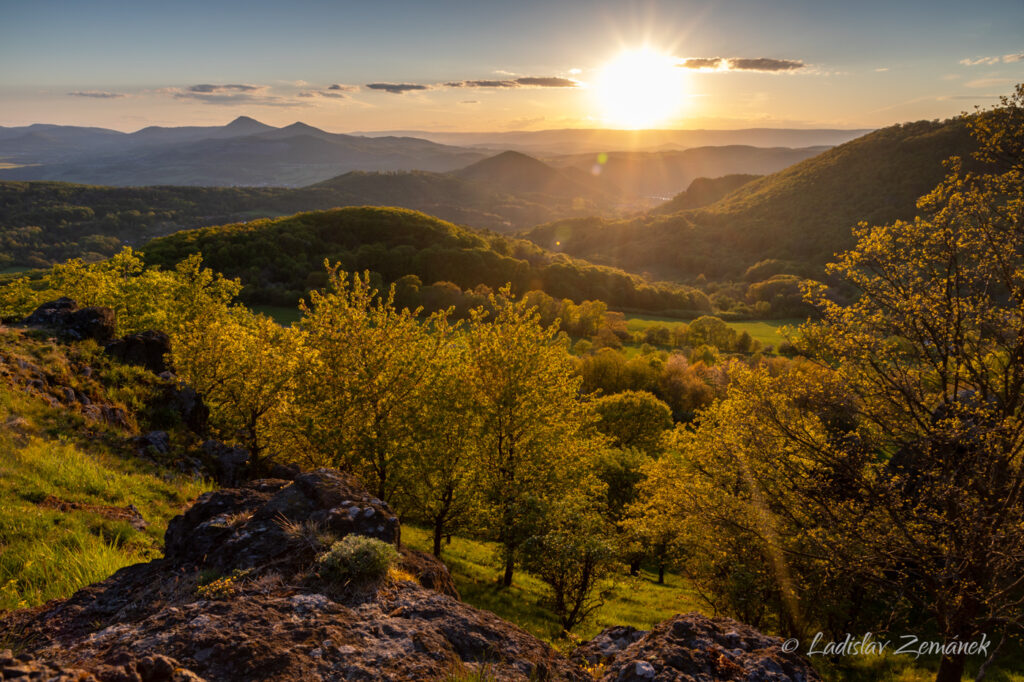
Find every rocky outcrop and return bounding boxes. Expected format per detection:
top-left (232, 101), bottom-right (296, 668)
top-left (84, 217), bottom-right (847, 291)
top-left (23, 298), bottom-right (116, 343)
top-left (1, 465), bottom-right (818, 682)
top-left (579, 614), bottom-right (821, 682)
top-left (2, 469), bottom-right (586, 681)
top-left (105, 330), bottom-right (171, 374)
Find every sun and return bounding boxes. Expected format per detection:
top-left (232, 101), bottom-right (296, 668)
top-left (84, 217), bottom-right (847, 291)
top-left (593, 48), bottom-right (688, 129)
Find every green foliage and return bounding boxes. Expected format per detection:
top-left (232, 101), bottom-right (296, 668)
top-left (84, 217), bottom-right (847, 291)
top-left (465, 289), bottom-right (604, 586)
top-left (0, 376), bottom-right (212, 610)
top-left (143, 206), bottom-right (710, 315)
top-left (647, 85), bottom-right (1024, 681)
top-left (315, 535), bottom-right (399, 588)
top-left (287, 266), bottom-right (450, 499)
top-left (593, 390), bottom-right (672, 455)
top-left (521, 491), bottom-right (619, 632)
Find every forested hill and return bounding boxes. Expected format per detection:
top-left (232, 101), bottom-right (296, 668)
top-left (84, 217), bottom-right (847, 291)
top-left (143, 206), bottom-right (712, 315)
top-left (0, 166), bottom-right (607, 269)
top-left (524, 118), bottom-right (979, 281)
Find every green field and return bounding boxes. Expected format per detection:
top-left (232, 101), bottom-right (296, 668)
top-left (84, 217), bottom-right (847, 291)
top-left (624, 314), bottom-right (805, 349)
top-left (251, 305), bottom-right (302, 325)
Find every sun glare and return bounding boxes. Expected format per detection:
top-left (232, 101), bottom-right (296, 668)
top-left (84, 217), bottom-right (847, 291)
top-left (593, 48), bottom-right (687, 129)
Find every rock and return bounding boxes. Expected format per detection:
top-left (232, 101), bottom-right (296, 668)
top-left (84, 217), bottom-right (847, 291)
top-left (587, 613), bottom-right (821, 682)
top-left (0, 648), bottom-right (100, 680)
top-left (168, 385), bottom-right (208, 435)
top-left (137, 431), bottom-right (171, 455)
top-left (201, 440), bottom-right (249, 486)
top-left (398, 547), bottom-right (460, 599)
top-left (23, 298), bottom-right (116, 343)
top-left (163, 469), bottom-right (400, 572)
top-left (572, 625), bottom-right (646, 665)
top-left (81, 404), bottom-right (132, 430)
top-left (2, 468), bottom-right (586, 681)
top-left (105, 331), bottom-right (171, 374)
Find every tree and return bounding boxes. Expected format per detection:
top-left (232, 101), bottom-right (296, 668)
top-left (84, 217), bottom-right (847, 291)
top-left (465, 288), bottom-right (601, 587)
top-left (522, 488), bottom-right (618, 632)
top-left (593, 390), bottom-right (672, 455)
top-left (404, 338), bottom-right (482, 557)
top-left (287, 265), bottom-right (450, 501)
top-left (663, 86), bottom-right (1024, 681)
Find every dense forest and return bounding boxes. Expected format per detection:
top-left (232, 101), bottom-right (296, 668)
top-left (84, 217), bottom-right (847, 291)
top-left (142, 205), bottom-right (713, 315)
top-left (0, 163), bottom-right (609, 269)
top-left (525, 117), bottom-right (980, 281)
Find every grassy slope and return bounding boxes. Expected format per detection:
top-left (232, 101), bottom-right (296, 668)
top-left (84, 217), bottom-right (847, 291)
top-left (402, 524), bottom-right (702, 644)
top-left (0, 330), bottom-right (211, 610)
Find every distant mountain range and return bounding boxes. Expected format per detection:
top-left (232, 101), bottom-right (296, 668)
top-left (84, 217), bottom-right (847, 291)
top-left (0, 117), bottom-right (849, 192)
top-left (351, 127), bottom-right (873, 155)
top-left (0, 117), bottom-right (487, 187)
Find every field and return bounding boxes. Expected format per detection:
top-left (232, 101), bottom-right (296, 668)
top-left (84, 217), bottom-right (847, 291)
top-left (624, 314), bottom-right (804, 349)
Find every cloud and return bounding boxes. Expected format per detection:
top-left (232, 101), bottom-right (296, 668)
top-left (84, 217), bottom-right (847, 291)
top-left (875, 67), bottom-right (889, 72)
top-left (679, 57), bottom-right (724, 69)
top-left (459, 100), bottom-right (479, 105)
top-left (298, 90), bottom-right (347, 99)
top-left (366, 82), bottom-right (430, 94)
top-left (960, 53), bottom-right (1024, 66)
top-left (445, 79), bottom-right (518, 88)
top-left (965, 77), bottom-right (1015, 88)
top-left (679, 57), bottom-right (805, 72)
top-left (444, 76), bottom-right (579, 89)
top-left (68, 90), bottom-right (127, 99)
top-left (328, 84), bottom-right (358, 92)
top-left (513, 76), bottom-right (578, 87)
top-left (164, 84), bottom-right (308, 107)
top-left (188, 83), bottom-right (264, 93)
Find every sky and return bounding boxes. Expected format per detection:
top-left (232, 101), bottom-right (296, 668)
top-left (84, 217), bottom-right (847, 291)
top-left (1, 0), bottom-right (1022, 133)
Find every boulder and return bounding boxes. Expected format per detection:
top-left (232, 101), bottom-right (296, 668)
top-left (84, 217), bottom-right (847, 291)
top-left (105, 331), bottom-right (171, 374)
top-left (163, 469), bottom-right (399, 572)
top-left (23, 298), bottom-right (116, 343)
top-left (2, 468), bottom-right (586, 681)
top-left (200, 440), bottom-right (250, 486)
top-left (399, 547), bottom-right (460, 599)
top-left (583, 613), bottom-right (821, 682)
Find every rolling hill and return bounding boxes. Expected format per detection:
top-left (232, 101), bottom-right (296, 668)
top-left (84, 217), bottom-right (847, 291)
top-left (0, 150), bottom-right (631, 268)
top-left (524, 118), bottom-right (980, 281)
top-left (142, 206), bottom-right (712, 315)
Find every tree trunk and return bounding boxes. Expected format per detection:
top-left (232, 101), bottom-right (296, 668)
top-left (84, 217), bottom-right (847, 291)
top-left (657, 563), bottom-right (666, 585)
top-left (432, 520), bottom-right (443, 557)
top-left (935, 652), bottom-right (965, 682)
top-left (629, 558), bottom-right (641, 577)
top-left (446, 534), bottom-right (452, 545)
top-left (502, 554), bottom-right (514, 587)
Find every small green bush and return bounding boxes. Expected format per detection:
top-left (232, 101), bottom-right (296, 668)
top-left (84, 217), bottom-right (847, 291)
top-left (315, 535), bottom-right (398, 587)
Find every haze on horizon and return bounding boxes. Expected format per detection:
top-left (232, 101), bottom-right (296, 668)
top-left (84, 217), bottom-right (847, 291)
top-left (1, 0), bottom-right (1022, 134)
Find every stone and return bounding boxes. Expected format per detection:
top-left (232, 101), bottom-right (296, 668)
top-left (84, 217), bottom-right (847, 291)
top-left (105, 330), bottom-right (172, 374)
top-left (23, 298), bottom-right (116, 343)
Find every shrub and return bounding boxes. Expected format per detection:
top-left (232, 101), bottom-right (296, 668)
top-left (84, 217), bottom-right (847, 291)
top-left (314, 535), bottom-right (398, 588)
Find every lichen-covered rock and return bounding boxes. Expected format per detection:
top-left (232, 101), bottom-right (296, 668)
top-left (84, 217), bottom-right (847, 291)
top-left (163, 469), bottom-right (400, 572)
top-left (23, 298), bottom-right (116, 343)
top-left (586, 613), bottom-right (821, 682)
top-left (1, 469), bottom-right (586, 681)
